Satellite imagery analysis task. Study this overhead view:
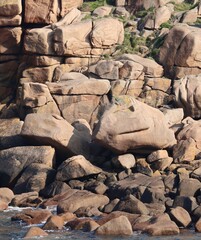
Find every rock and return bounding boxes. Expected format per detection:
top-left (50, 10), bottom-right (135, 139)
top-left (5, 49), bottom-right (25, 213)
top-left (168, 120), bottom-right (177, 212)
top-left (24, 27), bottom-right (54, 55)
top-left (20, 65), bottom-right (58, 83)
top-left (181, 7), bottom-right (198, 23)
top-left (13, 163), bottom-right (56, 194)
top-left (0, 188), bottom-right (14, 204)
top-left (0, 200), bottom-right (8, 211)
top-left (147, 150), bottom-right (169, 163)
top-left (117, 54), bottom-right (164, 78)
top-left (54, 20), bottom-right (92, 56)
top-left (46, 78), bottom-right (110, 95)
top-left (151, 157), bottom-right (173, 171)
top-left (177, 178), bottom-right (201, 197)
top-left (159, 24), bottom-right (201, 75)
top-left (59, 212), bottom-right (76, 222)
top-left (0, 146), bottom-right (55, 186)
top-left (173, 196), bottom-right (198, 213)
top-left (174, 75), bottom-right (201, 119)
top-left (60, 0), bottom-right (83, 17)
top-left (12, 209), bottom-right (52, 225)
top-left (74, 206), bottom-right (102, 217)
top-left (56, 155), bottom-right (101, 181)
top-left (115, 7), bottom-right (130, 18)
top-left (195, 218), bottom-right (201, 232)
top-left (0, 27), bottom-right (22, 54)
top-left (52, 94), bottom-right (108, 127)
top-left (136, 159), bottom-right (153, 176)
top-left (72, 119), bottom-right (92, 142)
top-left (93, 95), bottom-right (176, 154)
top-left (145, 202), bottom-right (166, 216)
top-left (114, 195), bottom-right (149, 215)
top-left (51, 8), bottom-right (81, 29)
top-left (0, 0), bottom-right (22, 26)
top-left (119, 60), bottom-right (144, 80)
top-left (18, 82), bottom-right (60, 118)
top-left (57, 190), bottom-right (109, 214)
top-left (81, 220), bottom-right (100, 232)
top-left (104, 199), bottom-right (120, 213)
top-left (0, 60), bottom-right (19, 102)
top-left (161, 107), bottom-right (184, 128)
top-left (170, 206), bottom-right (191, 227)
top-left (91, 60), bottom-right (121, 80)
top-left (107, 173), bottom-right (165, 200)
top-left (173, 118), bottom-right (201, 162)
top-left (93, 6), bottom-right (112, 17)
top-left (112, 154), bottom-right (136, 170)
top-left (91, 18), bottom-right (124, 48)
top-left (66, 218), bottom-right (95, 230)
top-left (43, 215), bottom-right (64, 230)
top-left (144, 214), bottom-right (180, 236)
top-left (24, 0), bottom-right (59, 24)
top-left (0, 118), bottom-right (25, 150)
top-left (21, 113), bottom-right (90, 158)
top-left (84, 180), bottom-right (108, 195)
top-left (0, 15), bottom-right (22, 26)
top-left (141, 187), bottom-right (165, 204)
top-left (111, 80), bottom-right (143, 98)
top-left (11, 192), bottom-right (40, 207)
top-left (96, 216), bottom-right (133, 236)
top-left (60, 72), bottom-right (88, 81)
top-left (40, 181), bottom-right (71, 198)
top-left (154, 6), bottom-right (171, 29)
top-left (23, 227), bottom-right (48, 238)
top-left (0, 0), bottom-right (22, 16)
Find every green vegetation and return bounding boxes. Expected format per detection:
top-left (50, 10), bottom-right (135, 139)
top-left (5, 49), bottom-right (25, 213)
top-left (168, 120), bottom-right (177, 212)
top-left (173, 1), bottom-right (198, 12)
top-left (80, 0), bottom-right (114, 12)
top-left (115, 31), bottom-right (147, 55)
top-left (160, 20), bottom-right (173, 29)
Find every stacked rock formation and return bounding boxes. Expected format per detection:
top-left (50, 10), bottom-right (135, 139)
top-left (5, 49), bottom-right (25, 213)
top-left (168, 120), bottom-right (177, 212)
top-left (1, 0), bottom-right (201, 238)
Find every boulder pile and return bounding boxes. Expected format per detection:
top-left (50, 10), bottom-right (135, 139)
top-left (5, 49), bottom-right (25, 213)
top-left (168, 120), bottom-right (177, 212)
top-left (1, 0), bottom-right (201, 238)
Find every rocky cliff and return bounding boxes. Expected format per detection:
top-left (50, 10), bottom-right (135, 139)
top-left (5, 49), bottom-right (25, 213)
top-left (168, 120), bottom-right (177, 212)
top-left (1, 0), bottom-right (201, 238)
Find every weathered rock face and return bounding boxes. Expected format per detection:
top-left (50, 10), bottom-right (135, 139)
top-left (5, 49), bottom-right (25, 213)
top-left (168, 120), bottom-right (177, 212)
top-left (56, 155), bottom-right (101, 181)
top-left (173, 118), bottom-right (201, 162)
top-left (21, 113), bottom-right (90, 158)
top-left (18, 82), bottom-right (60, 118)
top-left (54, 189), bottom-right (109, 213)
top-left (0, 146), bottom-right (55, 187)
top-left (0, 0), bottom-right (22, 26)
top-left (159, 24), bottom-right (201, 78)
top-left (96, 215), bottom-right (133, 236)
top-left (24, 0), bottom-right (83, 24)
top-left (174, 74), bottom-right (201, 119)
top-left (93, 95), bottom-right (176, 154)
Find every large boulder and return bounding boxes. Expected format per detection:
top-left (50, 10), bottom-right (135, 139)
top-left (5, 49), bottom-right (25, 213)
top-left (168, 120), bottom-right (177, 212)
top-left (0, 118), bottom-right (25, 150)
top-left (117, 54), bottom-right (164, 78)
top-left (21, 113), bottom-right (90, 158)
top-left (173, 118), bottom-right (201, 162)
top-left (159, 24), bottom-right (201, 77)
top-left (51, 189), bottom-right (109, 213)
top-left (24, 27), bottom-right (54, 55)
top-left (0, 0), bottom-right (22, 26)
top-left (56, 155), bottom-right (101, 181)
top-left (13, 163), bottom-right (56, 194)
top-left (0, 146), bottom-right (55, 186)
top-left (96, 216), bottom-right (133, 236)
top-left (174, 74), bottom-right (201, 119)
top-left (93, 95), bottom-right (176, 154)
top-left (24, 0), bottom-right (59, 24)
top-left (18, 82), bottom-right (60, 118)
top-left (0, 27), bottom-right (22, 54)
top-left (91, 18), bottom-right (124, 48)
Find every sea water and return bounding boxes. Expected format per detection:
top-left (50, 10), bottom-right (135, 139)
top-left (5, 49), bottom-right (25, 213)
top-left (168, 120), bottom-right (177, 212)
top-left (1, 207), bottom-right (201, 240)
